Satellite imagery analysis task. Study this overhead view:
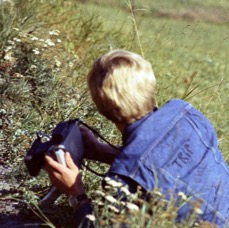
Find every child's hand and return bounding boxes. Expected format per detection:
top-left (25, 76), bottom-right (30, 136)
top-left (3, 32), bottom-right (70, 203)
top-left (45, 152), bottom-right (85, 197)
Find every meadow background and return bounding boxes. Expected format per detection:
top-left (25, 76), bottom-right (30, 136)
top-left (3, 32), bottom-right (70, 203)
top-left (0, 0), bottom-right (228, 227)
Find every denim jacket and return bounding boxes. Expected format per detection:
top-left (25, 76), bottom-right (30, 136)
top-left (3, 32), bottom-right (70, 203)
top-left (107, 99), bottom-right (229, 226)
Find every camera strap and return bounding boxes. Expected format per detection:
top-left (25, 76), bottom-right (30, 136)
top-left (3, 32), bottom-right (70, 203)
top-left (78, 119), bottom-right (119, 177)
top-left (81, 162), bottom-right (105, 177)
top-left (78, 120), bottom-right (119, 150)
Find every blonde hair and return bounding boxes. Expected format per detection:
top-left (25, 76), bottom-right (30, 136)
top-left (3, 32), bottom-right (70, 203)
top-left (87, 50), bottom-right (156, 124)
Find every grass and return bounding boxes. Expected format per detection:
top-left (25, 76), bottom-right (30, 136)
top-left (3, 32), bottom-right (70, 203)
top-left (81, 0), bottom-right (229, 152)
top-left (0, 0), bottom-right (228, 227)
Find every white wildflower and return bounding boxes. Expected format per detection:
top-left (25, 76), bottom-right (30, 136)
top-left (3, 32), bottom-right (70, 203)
top-left (108, 180), bottom-right (123, 188)
top-left (5, 46), bottom-right (12, 51)
top-left (85, 214), bottom-right (96, 221)
top-left (13, 37), bottom-right (21, 42)
top-left (8, 40), bottom-right (14, 45)
top-left (94, 201), bottom-right (104, 206)
top-left (120, 186), bottom-right (130, 196)
top-left (45, 39), bottom-right (55, 46)
top-left (108, 205), bottom-right (120, 213)
top-left (104, 177), bottom-right (111, 182)
top-left (178, 191), bottom-right (187, 201)
top-left (49, 30), bottom-right (60, 36)
top-left (32, 48), bottom-right (40, 55)
top-left (57, 39), bottom-right (62, 43)
top-left (18, 32), bottom-right (26, 38)
top-left (125, 202), bottom-right (139, 211)
top-left (31, 36), bottom-right (39, 41)
top-left (194, 208), bottom-right (203, 215)
top-left (54, 58), bottom-right (61, 67)
top-left (153, 189), bottom-right (162, 197)
top-left (39, 39), bottom-right (45, 42)
top-left (104, 177), bottom-right (123, 188)
top-left (93, 190), bottom-right (105, 197)
top-left (193, 222), bottom-right (200, 227)
top-left (74, 54), bottom-right (80, 60)
top-left (30, 65), bottom-right (37, 70)
top-left (104, 185), bottom-right (111, 189)
top-left (105, 195), bottom-right (117, 204)
top-left (0, 109), bottom-right (7, 115)
top-left (14, 73), bottom-right (23, 78)
top-left (68, 62), bottom-right (74, 68)
top-left (15, 129), bottom-right (22, 135)
top-left (4, 52), bottom-right (13, 61)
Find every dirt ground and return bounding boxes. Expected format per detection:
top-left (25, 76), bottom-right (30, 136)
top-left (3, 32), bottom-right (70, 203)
top-left (0, 163), bottom-right (74, 227)
top-left (0, 165), bottom-right (24, 227)
top-left (0, 164), bottom-right (48, 227)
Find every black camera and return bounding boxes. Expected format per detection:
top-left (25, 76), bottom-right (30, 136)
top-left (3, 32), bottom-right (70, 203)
top-left (25, 118), bottom-right (84, 177)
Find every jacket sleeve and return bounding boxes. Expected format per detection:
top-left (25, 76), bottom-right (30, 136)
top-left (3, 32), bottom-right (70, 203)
top-left (73, 200), bottom-right (95, 228)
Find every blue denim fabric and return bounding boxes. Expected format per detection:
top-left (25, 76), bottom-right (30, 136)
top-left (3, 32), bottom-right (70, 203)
top-left (107, 99), bottom-right (229, 227)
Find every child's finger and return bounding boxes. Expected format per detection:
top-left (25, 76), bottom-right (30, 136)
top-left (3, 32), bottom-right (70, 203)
top-left (65, 152), bottom-right (78, 170)
top-left (45, 155), bottom-right (63, 172)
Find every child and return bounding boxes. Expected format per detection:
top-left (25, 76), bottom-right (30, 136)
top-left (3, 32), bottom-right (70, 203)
top-left (45, 50), bottom-right (229, 227)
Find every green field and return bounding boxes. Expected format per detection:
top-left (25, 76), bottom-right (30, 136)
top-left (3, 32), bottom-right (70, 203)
top-left (0, 0), bottom-right (228, 227)
top-left (82, 0), bottom-right (229, 154)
